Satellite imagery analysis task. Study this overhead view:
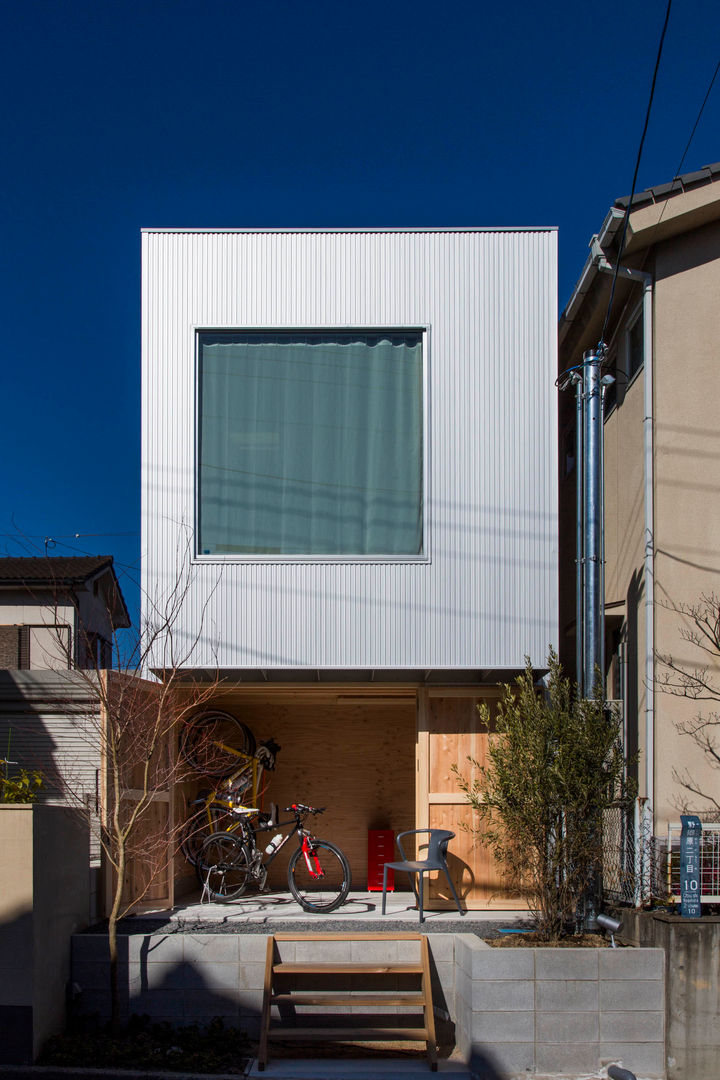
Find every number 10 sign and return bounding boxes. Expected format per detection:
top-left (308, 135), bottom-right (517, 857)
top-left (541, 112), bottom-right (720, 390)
top-left (680, 815), bottom-right (702, 918)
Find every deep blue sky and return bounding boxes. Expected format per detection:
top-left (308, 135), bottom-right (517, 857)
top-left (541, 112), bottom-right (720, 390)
top-left (1, 0), bottom-right (718, 626)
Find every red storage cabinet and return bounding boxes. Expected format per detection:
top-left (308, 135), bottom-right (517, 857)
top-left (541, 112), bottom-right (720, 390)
top-left (368, 829), bottom-right (395, 891)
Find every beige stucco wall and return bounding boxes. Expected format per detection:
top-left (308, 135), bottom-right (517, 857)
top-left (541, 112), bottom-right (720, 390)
top-left (604, 375), bottom-right (646, 606)
top-left (562, 204), bottom-right (720, 839)
top-left (650, 218), bottom-right (720, 831)
top-left (603, 368), bottom-right (647, 792)
top-left (0, 807), bottom-right (34, 1007)
top-left (601, 217), bottom-right (720, 829)
top-left (0, 805), bottom-right (89, 1062)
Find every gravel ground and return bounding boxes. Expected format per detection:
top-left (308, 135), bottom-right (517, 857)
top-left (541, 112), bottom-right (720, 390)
top-left (81, 917), bottom-right (534, 937)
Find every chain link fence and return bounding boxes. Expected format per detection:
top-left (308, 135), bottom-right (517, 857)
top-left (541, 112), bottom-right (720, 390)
top-left (602, 798), bottom-right (664, 906)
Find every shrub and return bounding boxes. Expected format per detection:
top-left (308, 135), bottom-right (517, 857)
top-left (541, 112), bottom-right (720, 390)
top-left (0, 766), bottom-right (43, 803)
top-left (453, 651), bottom-right (631, 940)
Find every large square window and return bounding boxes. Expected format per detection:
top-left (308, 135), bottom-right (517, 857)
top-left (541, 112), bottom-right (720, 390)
top-left (197, 330), bottom-right (425, 558)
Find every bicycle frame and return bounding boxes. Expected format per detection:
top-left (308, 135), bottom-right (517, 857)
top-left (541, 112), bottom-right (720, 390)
top-left (213, 742), bottom-right (262, 805)
top-left (240, 808), bottom-right (326, 882)
top-left (190, 745), bottom-right (267, 832)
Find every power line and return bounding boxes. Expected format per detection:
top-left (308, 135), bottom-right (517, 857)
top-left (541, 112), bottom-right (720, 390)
top-left (0, 533), bottom-right (141, 581)
top-left (598, 0), bottom-right (673, 352)
top-left (43, 538), bottom-right (141, 577)
top-left (657, 55), bottom-right (720, 227)
top-left (0, 531), bottom-right (139, 539)
top-left (674, 56), bottom-right (720, 174)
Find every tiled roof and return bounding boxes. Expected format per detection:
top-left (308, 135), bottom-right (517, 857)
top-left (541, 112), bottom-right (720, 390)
top-left (0, 555), bottom-right (114, 585)
top-left (615, 161), bottom-right (720, 210)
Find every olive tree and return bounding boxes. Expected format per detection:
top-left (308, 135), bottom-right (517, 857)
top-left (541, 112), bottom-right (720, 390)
top-left (453, 653), bottom-right (630, 940)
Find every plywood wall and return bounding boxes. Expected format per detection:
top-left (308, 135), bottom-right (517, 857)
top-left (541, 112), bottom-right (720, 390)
top-left (418, 691), bottom-right (527, 909)
top-left (176, 697), bottom-right (416, 891)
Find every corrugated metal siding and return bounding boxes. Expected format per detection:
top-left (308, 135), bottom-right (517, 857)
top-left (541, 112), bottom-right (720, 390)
top-left (0, 671), bottom-right (102, 857)
top-left (142, 229), bottom-right (558, 671)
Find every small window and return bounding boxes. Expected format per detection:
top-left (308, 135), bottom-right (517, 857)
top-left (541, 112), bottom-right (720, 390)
top-left (627, 312), bottom-right (644, 382)
top-left (196, 329), bottom-right (425, 558)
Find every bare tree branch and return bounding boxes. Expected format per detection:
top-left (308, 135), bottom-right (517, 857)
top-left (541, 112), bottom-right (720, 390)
top-left (657, 592), bottom-right (720, 816)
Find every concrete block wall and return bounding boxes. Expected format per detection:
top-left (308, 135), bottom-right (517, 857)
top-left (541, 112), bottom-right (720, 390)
top-left (73, 933), bottom-right (268, 1036)
top-left (72, 933), bottom-right (456, 1041)
top-left (72, 931), bottom-right (665, 1076)
top-left (454, 935), bottom-right (665, 1078)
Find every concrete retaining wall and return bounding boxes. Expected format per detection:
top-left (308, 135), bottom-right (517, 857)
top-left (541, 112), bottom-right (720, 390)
top-left (72, 932), bottom-right (665, 1077)
top-left (72, 933), bottom-right (456, 1041)
top-left (0, 805), bottom-right (89, 1064)
top-left (454, 934), bottom-right (665, 1078)
top-left (620, 909), bottom-right (720, 1080)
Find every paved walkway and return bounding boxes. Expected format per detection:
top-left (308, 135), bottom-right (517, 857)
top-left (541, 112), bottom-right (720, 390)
top-left (246, 1057), bottom-right (472, 1079)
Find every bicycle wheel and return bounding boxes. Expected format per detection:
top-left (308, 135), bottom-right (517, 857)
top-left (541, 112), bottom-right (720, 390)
top-left (180, 711), bottom-right (256, 776)
top-left (179, 805), bottom-right (237, 865)
top-left (287, 839), bottom-right (351, 913)
top-left (196, 832), bottom-right (254, 901)
top-left (179, 808), bottom-right (212, 865)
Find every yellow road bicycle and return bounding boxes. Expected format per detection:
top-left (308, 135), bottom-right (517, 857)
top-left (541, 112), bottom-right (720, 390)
top-left (178, 710), bottom-right (281, 865)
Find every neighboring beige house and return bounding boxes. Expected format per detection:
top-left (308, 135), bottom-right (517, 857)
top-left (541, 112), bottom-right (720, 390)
top-left (0, 556), bottom-right (131, 917)
top-left (559, 163), bottom-right (720, 854)
top-left (0, 556), bottom-right (130, 670)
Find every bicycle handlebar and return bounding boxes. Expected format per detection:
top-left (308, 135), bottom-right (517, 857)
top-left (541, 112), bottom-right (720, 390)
top-left (284, 803), bottom-right (325, 815)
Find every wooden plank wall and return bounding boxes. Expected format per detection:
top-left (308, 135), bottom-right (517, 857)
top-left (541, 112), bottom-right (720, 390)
top-left (418, 690), bottom-right (527, 910)
top-left (175, 697), bottom-right (417, 892)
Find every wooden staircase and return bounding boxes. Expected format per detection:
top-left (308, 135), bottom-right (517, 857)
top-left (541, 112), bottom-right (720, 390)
top-left (258, 932), bottom-right (437, 1070)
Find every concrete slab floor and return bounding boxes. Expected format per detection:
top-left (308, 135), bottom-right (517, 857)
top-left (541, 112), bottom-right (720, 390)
top-left (138, 891), bottom-right (530, 927)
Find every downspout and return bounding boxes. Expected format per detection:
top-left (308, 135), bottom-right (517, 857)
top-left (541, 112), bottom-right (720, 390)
top-left (591, 241), bottom-right (654, 817)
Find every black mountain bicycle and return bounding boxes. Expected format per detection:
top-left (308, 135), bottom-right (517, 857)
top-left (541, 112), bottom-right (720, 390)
top-left (197, 802), bottom-right (351, 913)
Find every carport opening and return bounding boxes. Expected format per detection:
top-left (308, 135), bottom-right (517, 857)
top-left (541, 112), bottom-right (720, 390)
top-left (174, 694), bottom-right (417, 901)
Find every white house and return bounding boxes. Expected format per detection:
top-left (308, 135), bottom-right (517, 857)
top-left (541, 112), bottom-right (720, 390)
top-left (141, 227), bottom-right (558, 907)
top-left (0, 555), bottom-right (130, 670)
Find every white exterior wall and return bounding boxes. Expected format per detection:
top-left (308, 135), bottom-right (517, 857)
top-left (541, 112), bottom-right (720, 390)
top-left (142, 228), bottom-right (557, 671)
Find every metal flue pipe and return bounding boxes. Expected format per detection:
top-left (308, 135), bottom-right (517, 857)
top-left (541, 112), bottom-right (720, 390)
top-left (573, 372), bottom-right (584, 687)
top-left (581, 349), bottom-right (604, 696)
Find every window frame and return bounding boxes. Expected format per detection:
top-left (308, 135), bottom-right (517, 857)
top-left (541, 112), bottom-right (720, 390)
top-left (602, 300), bottom-right (644, 421)
top-left (193, 325), bottom-right (431, 565)
top-left (625, 303), bottom-right (644, 387)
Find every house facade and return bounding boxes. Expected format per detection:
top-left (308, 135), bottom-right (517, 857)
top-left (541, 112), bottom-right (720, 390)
top-left (559, 164), bottom-right (720, 854)
top-left (0, 556), bottom-right (131, 918)
top-left (0, 555), bottom-right (130, 670)
top-left (142, 227), bottom-right (558, 906)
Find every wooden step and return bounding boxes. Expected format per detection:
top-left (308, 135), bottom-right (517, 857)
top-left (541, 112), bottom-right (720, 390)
top-left (267, 1027), bottom-right (429, 1041)
top-left (272, 931), bottom-right (424, 941)
top-left (258, 932), bottom-right (437, 1072)
top-left (273, 961), bottom-right (423, 975)
top-left (271, 993), bottom-right (425, 1006)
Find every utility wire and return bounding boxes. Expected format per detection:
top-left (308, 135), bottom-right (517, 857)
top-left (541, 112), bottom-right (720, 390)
top-left (598, 0), bottom-right (673, 352)
top-left (0, 531), bottom-right (139, 540)
top-left (43, 537), bottom-right (141, 581)
top-left (656, 55), bottom-right (720, 227)
top-left (0, 532), bottom-right (140, 580)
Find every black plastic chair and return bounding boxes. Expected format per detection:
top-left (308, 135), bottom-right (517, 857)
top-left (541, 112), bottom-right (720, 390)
top-left (381, 828), bottom-right (465, 924)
